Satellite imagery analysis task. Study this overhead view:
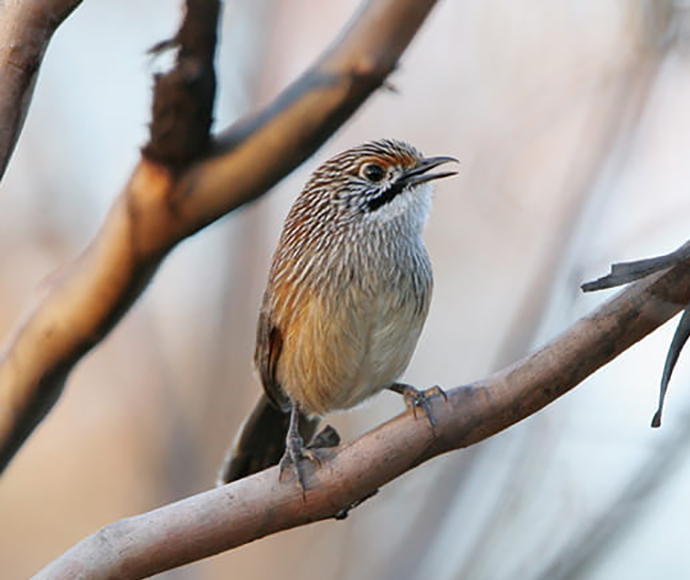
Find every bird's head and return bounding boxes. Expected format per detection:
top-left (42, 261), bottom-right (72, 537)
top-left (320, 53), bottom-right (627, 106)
top-left (305, 139), bottom-right (458, 224)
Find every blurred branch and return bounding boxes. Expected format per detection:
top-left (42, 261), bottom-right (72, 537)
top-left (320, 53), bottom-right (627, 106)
top-left (0, 0), bottom-right (441, 473)
top-left (579, 0), bottom-right (690, 438)
top-left (144, 0), bottom-right (219, 166)
top-left (494, 25), bottom-right (669, 370)
top-left (30, 251), bottom-right (690, 580)
top-left (392, 4), bottom-right (677, 568)
top-left (0, 0), bottom-right (82, 181)
top-left (535, 385), bottom-right (690, 580)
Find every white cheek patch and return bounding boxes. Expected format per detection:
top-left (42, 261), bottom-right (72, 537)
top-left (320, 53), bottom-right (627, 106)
top-left (365, 183), bottom-right (433, 227)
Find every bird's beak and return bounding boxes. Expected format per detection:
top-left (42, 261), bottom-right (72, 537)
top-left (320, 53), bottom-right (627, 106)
top-left (400, 156), bottom-right (459, 187)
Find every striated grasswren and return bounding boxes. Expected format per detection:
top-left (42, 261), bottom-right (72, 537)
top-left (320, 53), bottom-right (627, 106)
top-left (218, 139), bottom-right (457, 489)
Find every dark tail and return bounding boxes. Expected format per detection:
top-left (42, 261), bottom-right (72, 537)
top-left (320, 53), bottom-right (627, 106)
top-left (216, 394), bottom-right (320, 485)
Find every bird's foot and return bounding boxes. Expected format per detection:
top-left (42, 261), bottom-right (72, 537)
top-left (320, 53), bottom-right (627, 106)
top-left (280, 425), bottom-right (340, 494)
top-left (279, 430), bottom-right (322, 495)
top-left (389, 383), bottom-right (448, 427)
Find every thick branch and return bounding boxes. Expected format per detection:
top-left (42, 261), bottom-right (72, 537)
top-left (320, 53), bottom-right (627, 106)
top-left (0, 0), bottom-right (82, 181)
top-left (0, 0), bottom-right (440, 473)
top-left (31, 254), bottom-right (690, 580)
top-left (173, 0), bottom-right (440, 234)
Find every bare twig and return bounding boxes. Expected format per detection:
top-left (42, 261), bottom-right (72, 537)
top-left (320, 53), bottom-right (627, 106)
top-left (0, 0), bottom-right (440, 473)
top-left (0, 0), bottom-right (82, 181)
top-left (30, 254), bottom-right (690, 580)
top-left (652, 301), bottom-right (690, 426)
top-left (583, 241), bottom-right (690, 427)
top-left (581, 244), bottom-right (690, 291)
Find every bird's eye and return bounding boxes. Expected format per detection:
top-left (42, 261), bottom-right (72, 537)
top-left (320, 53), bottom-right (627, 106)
top-left (361, 162), bottom-right (386, 182)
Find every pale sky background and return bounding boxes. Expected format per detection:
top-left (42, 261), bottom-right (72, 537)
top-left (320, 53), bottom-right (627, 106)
top-left (2, 1), bottom-right (690, 579)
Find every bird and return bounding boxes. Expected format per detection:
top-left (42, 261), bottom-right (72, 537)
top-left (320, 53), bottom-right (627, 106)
top-left (217, 138), bottom-right (458, 489)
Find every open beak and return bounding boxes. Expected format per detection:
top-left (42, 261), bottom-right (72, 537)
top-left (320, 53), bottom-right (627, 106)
top-left (400, 155), bottom-right (459, 187)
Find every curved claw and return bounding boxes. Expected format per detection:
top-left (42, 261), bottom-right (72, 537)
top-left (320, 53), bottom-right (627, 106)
top-left (280, 402), bottom-right (324, 497)
top-left (388, 383), bottom-right (448, 427)
top-left (279, 435), bottom-right (321, 495)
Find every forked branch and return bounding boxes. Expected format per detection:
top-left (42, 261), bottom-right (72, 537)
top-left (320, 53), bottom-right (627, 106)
top-left (0, 0), bottom-right (440, 473)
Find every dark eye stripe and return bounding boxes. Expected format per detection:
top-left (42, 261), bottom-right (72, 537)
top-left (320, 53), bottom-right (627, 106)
top-left (365, 181), bottom-right (406, 212)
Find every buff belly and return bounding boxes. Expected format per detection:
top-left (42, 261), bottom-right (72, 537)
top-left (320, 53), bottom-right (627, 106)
top-left (276, 287), bottom-right (429, 417)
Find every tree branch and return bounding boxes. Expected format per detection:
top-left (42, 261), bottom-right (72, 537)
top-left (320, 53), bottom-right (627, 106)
top-left (0, 0), bottom-right (440, 473)
top-left (581, 244), bottom-right (690, 291)
top-left (30, 251), bottom-right (690, 580)
top-left (0, 0), bottom-right (82, 181)
top-left (143, 0), bottom-right (219, 166)
top-left (582, 240), bottom-right (690, 426)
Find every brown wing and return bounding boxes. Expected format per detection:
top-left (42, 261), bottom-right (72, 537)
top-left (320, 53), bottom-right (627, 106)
top-left (254, 306), bottom-right (290, 412)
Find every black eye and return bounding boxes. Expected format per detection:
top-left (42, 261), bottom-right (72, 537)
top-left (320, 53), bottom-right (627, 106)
top-left (361, 162), bottom-right (386, 182)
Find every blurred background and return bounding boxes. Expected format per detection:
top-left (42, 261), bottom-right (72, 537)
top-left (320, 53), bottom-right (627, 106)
top-left (2, 0), bottom-right (690, 578)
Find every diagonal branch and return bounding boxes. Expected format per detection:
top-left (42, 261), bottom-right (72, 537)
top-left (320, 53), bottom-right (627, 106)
top-left (0, 0), bottom-right (440, 474)
top-left (30, 248), bottom-right (690, 580)
top-left (0, 0), bottom-right (83, 181)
